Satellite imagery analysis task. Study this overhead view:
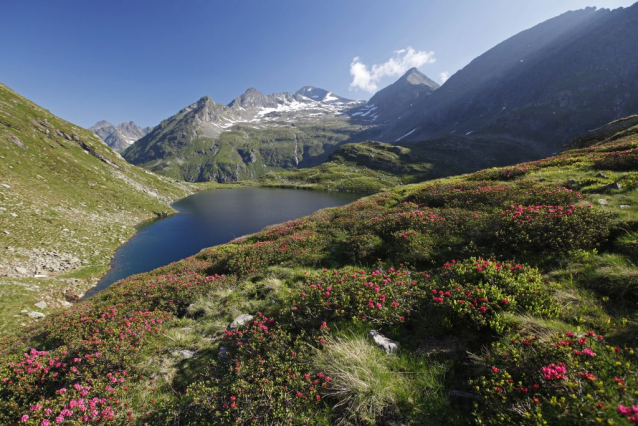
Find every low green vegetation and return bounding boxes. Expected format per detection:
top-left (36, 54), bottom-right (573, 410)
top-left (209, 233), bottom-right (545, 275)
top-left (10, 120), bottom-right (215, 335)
top-left (2, 118), bottom-right (638, 424)
top-left (258, 139), bottom-right (539, 194)
top-left (0, 83), bottom-right (195, 332)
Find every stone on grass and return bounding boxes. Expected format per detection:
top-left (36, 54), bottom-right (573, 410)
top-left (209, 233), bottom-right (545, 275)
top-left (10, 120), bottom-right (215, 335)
top-left (34, 301), bottom-right (48, 310)
top-left (368, 330), bottom-right (399, 354)
top-left (229, 314), bottom-right (254, 330)
top-left (27, 311), bottom-right (45, 319)
top-left (172, 349), bottom-right (196, 359)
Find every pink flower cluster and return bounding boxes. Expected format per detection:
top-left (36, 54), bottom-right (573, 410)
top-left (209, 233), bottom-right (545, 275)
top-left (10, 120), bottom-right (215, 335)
top-left (541, 363), bottom-right (567, 381)
top-left (618, 405), bottom-right (638, 424)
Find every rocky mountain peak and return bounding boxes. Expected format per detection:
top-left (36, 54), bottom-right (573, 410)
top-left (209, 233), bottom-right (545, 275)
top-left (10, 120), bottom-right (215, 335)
top-left (397, 68), bottom-right (440, 89)
top-left (91, 120), bottom-right (152, 152)
top-left (91, 120), bottom-right (114, 129)
top-left (295, 86), bottom-right (354, 103)
top-left (228, 87), bottom-right (271, 109)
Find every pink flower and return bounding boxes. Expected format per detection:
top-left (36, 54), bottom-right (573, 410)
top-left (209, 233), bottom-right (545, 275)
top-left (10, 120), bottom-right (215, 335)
top-left (21, 415), bottom-right (29, 423)
top-left (542, 363), bottom-right (567, 380)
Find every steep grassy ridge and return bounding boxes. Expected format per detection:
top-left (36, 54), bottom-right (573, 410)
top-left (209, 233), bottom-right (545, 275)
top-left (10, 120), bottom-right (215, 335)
top-left (1, 120), bottom-right (638, 424)
top-left (0, 83), bottom-right (193, 333)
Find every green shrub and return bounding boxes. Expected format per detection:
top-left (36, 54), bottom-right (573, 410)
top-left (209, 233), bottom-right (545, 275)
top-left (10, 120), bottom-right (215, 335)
top-left (169, 314), bottom-right (328, 425)
top-left (473, 332), bottom-right (638, 425)
top-left (427, 258), bottom-right (559, 333)
top-left (494, 204), bottom-right (612, 256)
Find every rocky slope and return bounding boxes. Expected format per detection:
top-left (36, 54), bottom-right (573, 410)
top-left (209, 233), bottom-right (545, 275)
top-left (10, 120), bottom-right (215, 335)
top-left (91, 120), bottom-right (152, 152)
top-left (2, 118), bottom-right (637, 425)
top-left (123, 87), bottom-right (367, 182)
top-left (377, 4), bottom-right (638, 155)
top-left (0, 83), bottom-right (192, 332)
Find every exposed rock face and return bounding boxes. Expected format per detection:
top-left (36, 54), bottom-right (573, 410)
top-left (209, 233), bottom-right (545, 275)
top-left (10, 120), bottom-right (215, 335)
top-left (91, 120), bottom-right (152, 152)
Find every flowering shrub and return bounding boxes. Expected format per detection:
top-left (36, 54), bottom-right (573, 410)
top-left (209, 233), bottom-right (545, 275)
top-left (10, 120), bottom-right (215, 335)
top-left (495, 204), bottom-right (611, 255)
top-left (407, 182), bottom-right (516, 209)
top-left (168, 314), bottom-right (328, 424)
top-left (473, 332), bottom-right (638, 425)
top-left (593, 148), bottom-right (638, 170)
top-left (427, 258), bottom-right (559, 333)
top-left (0, 307), bottom-right (171, 424)
top-left (469, 166), bottom-right (532, 181)
top-left (287, 266), bottom-right (429, 328)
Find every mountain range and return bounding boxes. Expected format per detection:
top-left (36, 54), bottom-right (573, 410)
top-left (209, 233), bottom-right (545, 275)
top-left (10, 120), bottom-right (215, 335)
top-left (121, 3), bottom-right (638, 183)
top-left (91, 120), bottom-right (152, 152)
top-left (123, 87), bottom-right (367, 181)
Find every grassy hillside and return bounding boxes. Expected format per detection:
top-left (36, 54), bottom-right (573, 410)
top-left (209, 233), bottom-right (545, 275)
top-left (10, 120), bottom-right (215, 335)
top-left (258, 138), bottom-right (542, 194)
top-left (0, 83), bottom-right (194, 333)
top-left (2, 120), bottom-right (638, 425)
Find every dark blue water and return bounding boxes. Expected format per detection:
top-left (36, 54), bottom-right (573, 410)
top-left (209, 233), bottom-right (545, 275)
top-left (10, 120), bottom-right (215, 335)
top-left (86, 187), bottom-right (361, 296)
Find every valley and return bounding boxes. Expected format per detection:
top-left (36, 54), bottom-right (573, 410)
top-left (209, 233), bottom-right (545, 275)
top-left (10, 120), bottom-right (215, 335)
top-left (2, 1), bottom-right (638, 424)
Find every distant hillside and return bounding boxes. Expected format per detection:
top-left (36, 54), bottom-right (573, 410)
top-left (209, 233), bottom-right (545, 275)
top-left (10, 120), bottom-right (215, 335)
top-left (258, 134), bottom-right (542, 194)
top-left (379, 4), bottom-right (638, 155)
top-left (123, 88), bottom-right (367, 182)
top-left (91, 120), bottom-right (152, 152)
top-left (0, 83), bottom-right (192, 332)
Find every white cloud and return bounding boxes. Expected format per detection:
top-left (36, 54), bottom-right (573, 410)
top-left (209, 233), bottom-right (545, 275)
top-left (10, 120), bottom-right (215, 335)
top-left (439, 71), bottom-right (451, 84)
top-left (349, 47), bottom-right (436, 93)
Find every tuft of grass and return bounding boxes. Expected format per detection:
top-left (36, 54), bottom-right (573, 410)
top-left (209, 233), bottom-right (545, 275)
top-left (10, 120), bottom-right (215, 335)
top-left (313, 334), bottom-right (449, 424)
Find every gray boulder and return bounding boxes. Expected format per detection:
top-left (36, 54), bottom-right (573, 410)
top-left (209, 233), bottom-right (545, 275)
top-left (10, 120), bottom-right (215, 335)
top-left (368, 330), bottom-right (399, 354)
top-left (229, 314), bottom-right (254, 330)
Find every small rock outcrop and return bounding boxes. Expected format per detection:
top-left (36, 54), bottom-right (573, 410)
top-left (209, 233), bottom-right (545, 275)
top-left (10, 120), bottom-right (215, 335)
top-left (229, 314), bottom-right (254, 330)
top-left (368, 330), bottom-right (399, 354)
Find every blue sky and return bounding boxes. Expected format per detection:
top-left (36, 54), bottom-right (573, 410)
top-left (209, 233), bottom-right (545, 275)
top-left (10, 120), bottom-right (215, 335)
top-left (1, 0), bottom-right (635, 128)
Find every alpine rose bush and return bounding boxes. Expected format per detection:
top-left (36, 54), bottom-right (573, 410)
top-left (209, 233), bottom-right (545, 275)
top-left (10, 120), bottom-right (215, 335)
top-left (426, 258), bottom-right (559, 333)
top-left (473, 332), bottom-right (638, 425)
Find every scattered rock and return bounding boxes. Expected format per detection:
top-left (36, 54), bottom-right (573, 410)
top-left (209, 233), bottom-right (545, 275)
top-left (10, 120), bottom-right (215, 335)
top-left (602, 182), bottom-right (622, 192)
top-left (620, 204), bottom-right (631, 209)
top-left (15, 266), bottom-right (28, 275)
top-left (229, 314), bottom-right (254, 330)
top-left (368, 330), bottom-right (399, 354)
top-left (63, 289), bottom-right (81, 302)
top-left (3, 230), bottom-right (9, 235)
top-left (595, 172), bottom-right (608, 178)
top-left (9, 134), bottom-right (25, 150)
top-left (598, 199), bottom-right (608, 205)
top-left (1, 183), bottom-right (10, 189)
top-left (9, 213), bottom-right (17, 217)
top-left (172, 349), bottom-right (196, 359)
top-left (27, 311), bottom-right (46, 319)
top-left (34, 301), bottom-right (48, 310)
